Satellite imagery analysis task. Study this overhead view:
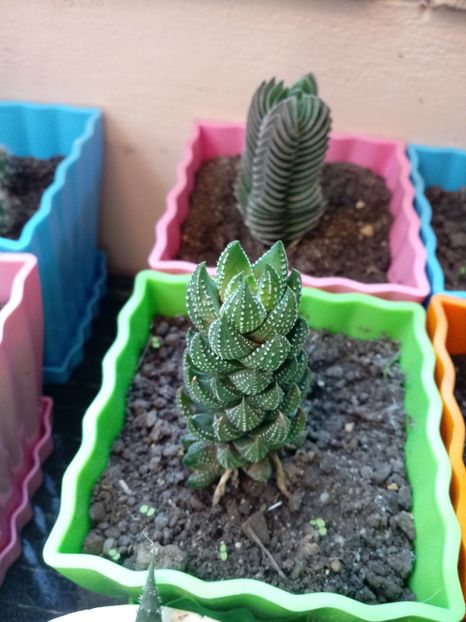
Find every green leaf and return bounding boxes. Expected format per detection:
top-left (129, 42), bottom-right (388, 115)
top-left (213, 414), bottom-right (243, 442)
top-left (183, 441), bottom-right (217, 469)
top-left (176, 388), bottom-right (194, 419)
top-left (234, 435), bottom-right (269, 463)
top-left (189, 332), bottom-right (240, 373)
top-left (245, 457), bottom-right (272, 482)
top-left (287, 409), bottom-right (306, 444)
top-left (286, 317), bottom-right (309, 354)
top-left (288, 73), bottom-right (318, 97)
top-left (278, 384), bottom-right (301, 416)
top-left (186, 263), bottom-right (220, 333)
top-left (185, 369), bottom-right (221, 411)
top-left (287, 269), bottom-right (302, 305)
top-left (208, 315), bottom-right (256, 359)
top-left (247, 383), bottom-right (284, 410)
top-left (211, 376), bottom-right (242, 405)
top-left (217, 444), bottom-right (246, 469)
top-left (251, 287), bottom-right (298, 340)
top-left (275, 355), bottom-right (299, 390)
top-left (226, 397), bottom-right (265, 432)
top-left (221, 278), bottom-right (266, 334)
top-left (136, 551), bottom-right (162, 622)
top-left (229, 368), bottom-right (273, 395)
top-left (256, 412), bottom-right (290, 449)
top-left (252, 241), bottom-right (289, 283)
top-left (297, 365), bottom-right (312, 394)
top-left (186, 413), bottom-right (216, 442)
top-left (257, 264), bottom-right (285, 312)
top-left (216, 241), bottom-right (253, 300)
top-left (241, 334), bottom-right (290, 372)
top-left (187, 468), bottom-right (219, 488)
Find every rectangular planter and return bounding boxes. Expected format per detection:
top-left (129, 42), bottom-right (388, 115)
top-left (427, 294), bottom-right (466, 602)
top-left (0, 253), bottom-right (53, 585)
top-left (0, 102), bottom-right (107, 383)
top-left (149, 122), bottom-right (428, 303)
top-left (408, 144), bottom-right (466, 300)
top-left (44, 271), bottom-right (463, 622)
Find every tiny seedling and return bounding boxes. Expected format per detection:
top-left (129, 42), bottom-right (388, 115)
top-left (309, 517), bottom-right (327, 536)
top-left (107, 548), bottom-right (121, 561)
top-left (139, 504), bottom-right (156, 517)
top-left (151, 336), bottom-right (161, 349)
top-left (219, 541), bottom-right (228, 561)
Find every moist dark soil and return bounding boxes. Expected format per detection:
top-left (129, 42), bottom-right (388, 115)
top-left (452, 354), bottom-right (466, 463)
top-left (427, 186), bottom-right (466, 290)
top-left (177, 158), bottom-right (392, 284)
top-left (84, 317), bottom-right (415, 604)
top-left (1, 155), bottom-right (62, 240)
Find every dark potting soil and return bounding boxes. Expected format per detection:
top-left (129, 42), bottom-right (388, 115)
top-left (452, 354), bottom-right (466, 463)
top-left (1, 154), bottom-right (63, 240)
top-left (84, 317), bottom-right (416, 604)
top-left (426, 185), bottom-right (466, 290)
top-left (177, 157), bottom-right (392, 284)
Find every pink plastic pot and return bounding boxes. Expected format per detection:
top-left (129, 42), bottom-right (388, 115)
top-left (149, 122), bottom-right (428, 302)
top-left (0, 253), bottom-right (53, 585)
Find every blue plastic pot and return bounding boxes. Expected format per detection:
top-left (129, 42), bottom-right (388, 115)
top-left (408, 144), bottom-right (466, 300)
top-left (0, 102), bottom-right (106, 382)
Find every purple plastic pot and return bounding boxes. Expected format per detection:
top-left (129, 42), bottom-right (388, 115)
top-left (0, 253), bottom-right (53, 585)
top-left (149, 122), bottom-right (428, 302)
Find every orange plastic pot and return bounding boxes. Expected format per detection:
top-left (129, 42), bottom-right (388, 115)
top-left (427, 294), bottom-right (466, 600)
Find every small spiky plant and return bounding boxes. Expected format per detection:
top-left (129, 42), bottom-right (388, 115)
top-left (136, 551), bottom-right (163, 622)
top-left (178, 240), bottom-right (310, 504)
top-left (235, 73), bottom-right (332, 246)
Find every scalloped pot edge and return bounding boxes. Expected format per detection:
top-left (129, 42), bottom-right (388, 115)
top-left (51, 605), bottom-right (217, 621)
top-left (427, 294), bottom-right (466, 600)
top-left (44, 272), bottom-right (463, 622)
top-left (149, 122), bottom-right (429, 303)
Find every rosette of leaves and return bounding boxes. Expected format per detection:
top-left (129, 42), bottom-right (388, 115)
top-left (178, 240), bottom-right (311, 503)
top-left (235, 73), bottom-right (332, 246)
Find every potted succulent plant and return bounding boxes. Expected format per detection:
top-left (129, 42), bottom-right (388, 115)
top-left (408, 143), bottom-right (466, 299)
top-left (50, 554), bottom-right (219, 621)
top-left (427, 294), bottom-right (466, 600)
top-left (0, 101), bottom-right (106, 383)
top-left (45, 244), bottom-right (463, 622)
top-left (149, 73), bottom-right (428, 303)
top-left (0, 252), bottom-right (53, 585)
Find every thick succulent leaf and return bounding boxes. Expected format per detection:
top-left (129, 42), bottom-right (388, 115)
top-left (236, 78), bottom-right (289, 213)
top-left (187, 374), bottom-right (222, 411)
top-left (251, 287), bottom-right (298, 341)
top-left (186, 263), bottom-right (220, 333)
top-left (211, 376), bottom-right (242, 405)
top-left (216, 241), bottom-right (253, 300)
top-left (189, 332), bottom-right (240, 373)
top-left (226, 397), bottom-right (265, 432)
top-left (257, 264), bottom-right (285, 312)
top-left (187, 468), bottom-right (219, 489)
top-left (234, 435), bottom-right (270, 464)
top-left (275, 355), bottom-right (299, 390)
top-left (176, 388), bottom-right (194, 419)
top-left (221, 278), bottom-right (266, 334)
top-left (245, 457), bottom-right (272, 482)
top-left (256, 412), bottom-right (290, 450)
top-left (241, 334), bottom-right (290, 372)
top-left (247, 383), bottom-right (284, 410)
top-left (287, 269), bottom-right (302, 305)
top-left (222, 272), bottom-right (245, 302)
top-left (288, 73), bottom-right (318, 98)
top-left (181, 433), bottom-right (197, 449)
top-left (208, 315), bottom-right (256, 359)
top-left (217, 444), bottom-right (247, 469)
top-left (213, 414), bottom-right (243, 442)
top-left (278, 383), bottom-right (301, 416)
top-left (286, 317), bottom-right (309, 355)
top-left (252, 241), bottom-right (289, 283)
top-left (186, 413), bottom-right (216, 442)
top-left (229, 368), bottom-right (273, 395)
top-left (286, 409), bottom-right (306, 444)
top-left (182, 441), bottom-right (217, 469)
top-left (241, 93), bottom-right (331, 245)
top-left (297, 365), bottom-right (312, 394)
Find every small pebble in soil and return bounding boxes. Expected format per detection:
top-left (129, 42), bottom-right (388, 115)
top-left (84, 316), bottom-right (416, 603)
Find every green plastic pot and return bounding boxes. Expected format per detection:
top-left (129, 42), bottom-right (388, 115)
top-left (43, 271), bottom-right (464, 622)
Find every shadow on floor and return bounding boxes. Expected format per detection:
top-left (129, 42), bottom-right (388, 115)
top-left (0, 276), bottom-right (133, 621)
